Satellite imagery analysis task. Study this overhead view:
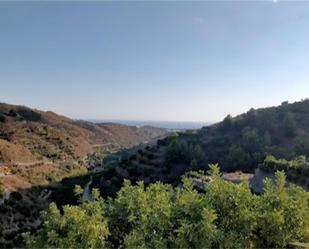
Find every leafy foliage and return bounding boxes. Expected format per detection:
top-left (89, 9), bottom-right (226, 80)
top-left (257, 171), bottom-right (309, 248)
top-left (260, 154), bottom-right (309, 184)
top-left (24, 166), bottom-right (309, 249)
top-left (171, 176), bottom-right (218, 248)
top-left (23, 190), bottom-right (109, 249)
top-left (205, 165), bottom-right (257, 248)
top-left (294, 137), bottom-right (309, 157)
top-left (283, 112), bottom-right (297, 137)
top-left (166, 139), bottom-right (205, 168)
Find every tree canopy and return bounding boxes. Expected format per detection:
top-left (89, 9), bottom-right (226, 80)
top-left (24, 165), bottom-right (309, 249)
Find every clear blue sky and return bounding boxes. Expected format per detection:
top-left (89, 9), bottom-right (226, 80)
top-left (1, 1), bottom-right (309, 122)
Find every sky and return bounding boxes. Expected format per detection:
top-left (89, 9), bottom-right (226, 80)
top-left (1, 1), bottom-right (309, 122)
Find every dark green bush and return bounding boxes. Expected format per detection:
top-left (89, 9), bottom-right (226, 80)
top-left (0, 113), bottom-right (5, 122)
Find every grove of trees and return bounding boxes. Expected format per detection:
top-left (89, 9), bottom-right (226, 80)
top-left (166, 138), bottom-right (205, 169)
top-left (188, 99), bottom-right (309, 172)
top-left (24, 165), bottom-right (309, 249)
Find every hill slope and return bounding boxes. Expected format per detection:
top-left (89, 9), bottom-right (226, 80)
top-left (171, 99), bottom-right (309, 172)
top-left (0, 103), bottom-right (166, 186)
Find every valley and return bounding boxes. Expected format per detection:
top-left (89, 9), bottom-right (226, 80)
top-left (1, 100), bottom-right (309, 248)
top-left (2, 2), bottom-right (309, 248)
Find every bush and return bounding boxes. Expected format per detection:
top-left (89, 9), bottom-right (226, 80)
top-left (294, 137), bottom-right (309, 157)
top-left (8, 109), bottom-right (17, 117)
top-left (0, 113), bottom-right (5, 122)
top-left (283, 112), bottom-right (296, 137)
top-left (257, 172), bottom-right (309, 248)
top-left (129, 154), bottom-right (137, 161)
top-left (261, 154), bottom-right (309, 175)
top-left (157, 138), bottom-right (167, 147)
top-left (146, 153), bottom-right (156, 160)
top-left (23, 200), bottom-right (109, 248)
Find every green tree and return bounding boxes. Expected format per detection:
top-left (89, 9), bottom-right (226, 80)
top-left (168, 132), bottom-right (179, 139)
top-left (294, 137), bottom-right (309, 156)
top-left (205, 164), bottom-right (257, 248)
top-left (257, 171), bottom-right (309, 248)
top-left (23, 189), bottom-right (109, 249)
top-left (246, 108), bottom-right (257, 124)
top-left (123, 182), bottom-right (173, 249)
top-left (189, 144), bottom-right (205, 168)
top-left (24, 166), bottom-right (309, 249)
top-left (283, 112), bottom-right (296, 137)
top-left (221, 114), bottom-right (233, 130)
top-left (241, 127), bottom-right (262, 154)
top-left (107, 180), bottom-right (173, 249)
top-left (171, 177), bottom-right (217, 248)
top-left (263, 130), bottom-right (272, 147)
top-left (227, 145), bottom-right (251, 170)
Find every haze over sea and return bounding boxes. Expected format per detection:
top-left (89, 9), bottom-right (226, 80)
top-left (90, 120), bottom-right (210, 131)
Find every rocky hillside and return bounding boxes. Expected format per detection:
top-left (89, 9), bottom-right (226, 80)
top-left (0, 103), bottom-right (166, 187)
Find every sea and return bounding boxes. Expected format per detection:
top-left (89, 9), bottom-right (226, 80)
top-left (89, 120), bottom-right (211, 131)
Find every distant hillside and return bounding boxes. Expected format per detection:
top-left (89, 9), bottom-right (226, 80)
top-left (172, 99), bottom-right (309, 172)
top-left (90, 119), bottom-right (211, 131)
top-left (0, 103), bottom-right (166, 187)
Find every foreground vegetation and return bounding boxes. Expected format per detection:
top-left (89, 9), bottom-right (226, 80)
top-left (24, 165), bottom-right (309, 249)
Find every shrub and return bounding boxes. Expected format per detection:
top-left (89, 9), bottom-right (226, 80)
top-left (257, 171), bottom-right (309, 248)
top-left (0, 113), bottom-right (5, 122)
top-left (283, 112), bottom-right (296, 137)
top-left (129, 154), bottom-right (137, 161)
top-left (261, 154), bottom-right (309, 177)
top-left (23, 193), bottom-right (109, 249)
top-left (294, 137), bottom-right (309, 157)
